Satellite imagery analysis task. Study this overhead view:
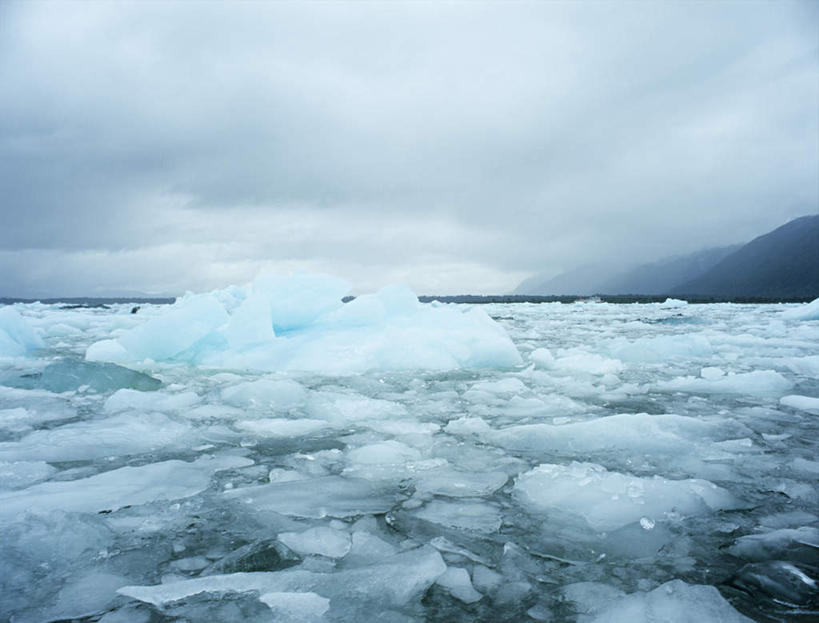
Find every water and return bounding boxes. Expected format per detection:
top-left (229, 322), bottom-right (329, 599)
top-left (0, 301), bottom-right (817, 621)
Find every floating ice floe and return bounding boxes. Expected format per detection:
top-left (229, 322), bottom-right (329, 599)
top-left (118, 545), bottom-right (447, 610)
top-left (0, 454), bottom-right (252, 518)
top-left (86, 274), bottom-right (522, 373)
top-left (514, 462), bottom-right (736, 531)
top-left (780, 394), bottom-right (819, 415)
top-left (565, 579), bottom-right (753, 622)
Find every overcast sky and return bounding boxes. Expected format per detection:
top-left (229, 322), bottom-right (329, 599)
top-left (1, 1), bottom-right (817, 297)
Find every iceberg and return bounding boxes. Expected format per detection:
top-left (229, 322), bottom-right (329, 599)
top-left (85, 274), bottom-right (522, 373)
top-left (782, 297), bottom-right (819, 320)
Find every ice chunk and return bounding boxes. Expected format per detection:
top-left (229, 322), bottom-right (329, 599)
top-left (657, 370), bottom-right (793, 395)
top-left (515, 462), bottom-right (736, 531)
top-left (235, 418), bottom-right (327, 438)
top-left (782, 297), bottom-right (819, 320)
top-left (780, 394), bottom-right (819, 415)
top-left (435, 566), bottom-right (483, 603)
top-left (347, 440), bottom-right (422, 465)
top-left (581, 580), bottom-right (753, 622)
top-left (14, 359), bottom-right (162, 393)
top-left (103, 388), bottom-right (200, 413)
top-left (0, 455), bottom-right (252, 518)
top-left (0, 412), bottom-right (191, 462)
top-left (472, 565), bottom-right (503, 593)
top-left (85, 273), bottom-right (521, 373)
top-left (119, 545), bottom-right (446, 608)
top-left (551, 351), bottom-right (624, 375)
top-left (223, 476), bottom-right (398, 518)
top-left (608, 334), bottom-right (712, 363)
top-left (729, 526), bottom-right (819, 561)
top-left (413, 499), bottom-right (502, 534)
top-left (0, 460), bottom-right (56, 489)
top-left (0, 307), bottom-right (43, 357)
top-left (259, 592), bottom-right (330, 622)
top-left (40, 571), bottom-right (130, 622)
top-left (414, 467), bottom-right (508, 498)
top-left (658, 298), bottom-right (688, 308)
top-left (729, 561), bottom-right (818, 607)
top-left (117, 294), bottom-right (231, 361)
top-left (278, 526), bottom-right (351, 558)
top-left (221, 378), bottom-right (307, 410)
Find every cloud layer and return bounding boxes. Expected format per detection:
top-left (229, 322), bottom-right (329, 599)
top-left (1, 1), bottom-right (817, 296)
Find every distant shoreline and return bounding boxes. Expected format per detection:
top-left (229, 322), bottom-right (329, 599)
top-left (2, 294), bottom-right (814, 307)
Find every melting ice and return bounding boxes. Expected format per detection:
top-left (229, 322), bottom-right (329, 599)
top-left (0, 276), bottom-right (818, 622)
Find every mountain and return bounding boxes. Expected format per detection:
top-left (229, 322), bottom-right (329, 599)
top-left (515, 215), bottom-right (819, 298)
top-left (671, 215), bottom-right (819, 298)
top-left (513, 263), bottom-right (625, 296)
top-left (514, 245), bottom-right (739, 296)
top-left (600, 245), bottom-right (740, 295)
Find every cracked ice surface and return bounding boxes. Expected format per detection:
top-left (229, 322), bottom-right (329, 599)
top-left (1, 287), bottom-right (818, 621)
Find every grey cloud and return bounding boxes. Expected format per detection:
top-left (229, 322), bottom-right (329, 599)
top-left (0, 1), bottom-right (816, 295)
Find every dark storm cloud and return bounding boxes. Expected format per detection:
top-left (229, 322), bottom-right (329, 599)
top-left (1, 1), bottom-right (817, 296)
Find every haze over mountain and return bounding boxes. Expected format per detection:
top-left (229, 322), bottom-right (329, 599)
top-left (671, 214), bottom-right (819, 298)
top-left (515, 215), bottom-right (819, 298)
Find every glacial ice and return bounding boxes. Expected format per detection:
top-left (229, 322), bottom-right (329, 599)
top-left (86, 274), bottom-right (522, 372)
top-left (780, 394), bottom-right (819, 415)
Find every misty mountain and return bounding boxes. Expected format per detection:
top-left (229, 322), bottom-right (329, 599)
top-left (515, 215), bottom-right (819, 297)
top-left (515, 246), bottom-right (739, 296)
top-left (671, 214), bottom-right (819, 297)
top-left (513, 263), bottom-right (626, 296)
top-left (601, 245), bottom-right (741, 295)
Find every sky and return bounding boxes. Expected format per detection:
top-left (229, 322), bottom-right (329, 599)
top-left (1, 1), bottom-right (817, 297)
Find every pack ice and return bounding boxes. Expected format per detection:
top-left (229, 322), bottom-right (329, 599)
top-left (1, 280), bottom-right (817, 622)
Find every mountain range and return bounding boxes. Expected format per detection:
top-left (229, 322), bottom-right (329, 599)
top-left (515, 214), bottom-right (819, 298)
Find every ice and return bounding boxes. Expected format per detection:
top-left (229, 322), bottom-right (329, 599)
top-left (780, 394), bottom-right (819, 414)
top-left (728, 526), bottom-right (819, 561)
top-left (10, 359), bottom-right (162, 393)
top-left (0, 460), bottom-right (56, 489)
top-left (223, 476), bottom-right (398, 518)
top-left (515, 462), bottom-right (736, 531)
top-left (435, 566), bottom-right (483, 603)
top-left (259, 592), bottom-right (330, 622)
top-left (577, 580), bottom-right (753, 622)
top-left (103, 388), bottom-right (200, 413)
top-left (85, 274), bottom-right (522, 372)
top-left (221, 378), bottom-right (307, 410)
top-left (414, 466), bottom-right (508, 498)
top-left (413, 499), bottom-right (502, 534)
top-left (782, 297), bottom-right (819, 320)
top-left (119, 545), bottom-right (447, 608)
top-left (657, 369), bottom-right (793, 395)
top-left (278, 526), bottom-right (352, 558)
top-left (235, 418), bottom-right (328, 437)
top-left (3, 296), bottom-right (818, 621)
top-left (607, 334), bottom-right (712, 363)
top-left (658, 298), bottom-right (688, 308)
top-left (0, 411), bottom-right (192, 462)
top-left (0, 307), bottom-right (43, 357)
top-left (0, 454), bottom-right (252, 518)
